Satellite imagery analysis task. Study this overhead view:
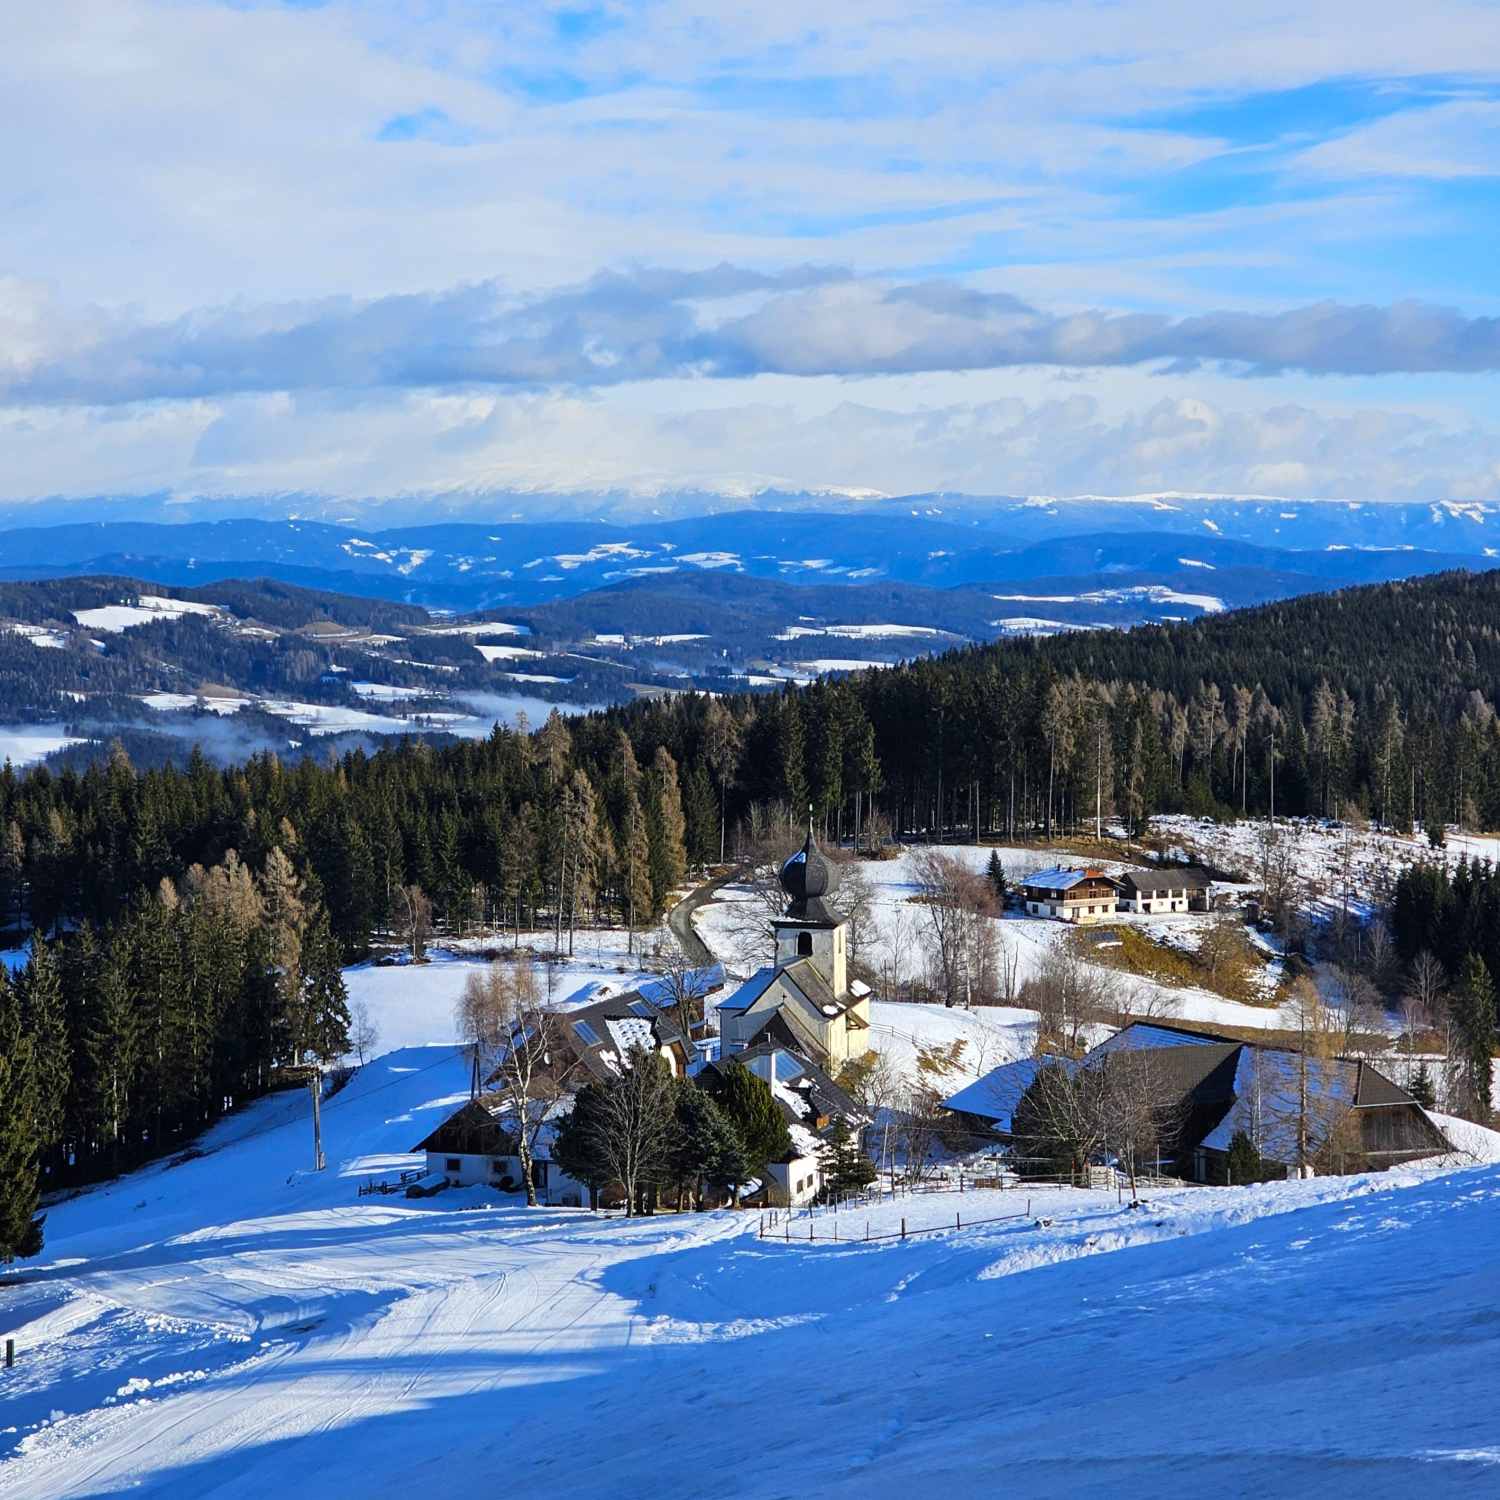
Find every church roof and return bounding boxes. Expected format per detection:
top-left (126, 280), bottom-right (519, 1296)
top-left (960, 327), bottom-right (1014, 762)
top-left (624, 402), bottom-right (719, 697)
top-left (715, 966), bottom-right (780, 1014)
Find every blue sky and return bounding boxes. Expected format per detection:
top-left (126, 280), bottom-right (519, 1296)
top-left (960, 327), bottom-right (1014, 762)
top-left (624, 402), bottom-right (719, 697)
top-left (3, 0), bottom-right (1500, 508)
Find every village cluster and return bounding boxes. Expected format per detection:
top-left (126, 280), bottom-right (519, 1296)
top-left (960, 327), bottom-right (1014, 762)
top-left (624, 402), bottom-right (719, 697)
top-left (408, 833), bottom-right (1454, 1211)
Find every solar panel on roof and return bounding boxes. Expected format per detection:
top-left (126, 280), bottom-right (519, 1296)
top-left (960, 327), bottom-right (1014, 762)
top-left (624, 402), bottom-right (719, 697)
top-left (629, 1000), bottom-right (654, 1018)
top-left (574, 1019), bottom-right (600, 1045)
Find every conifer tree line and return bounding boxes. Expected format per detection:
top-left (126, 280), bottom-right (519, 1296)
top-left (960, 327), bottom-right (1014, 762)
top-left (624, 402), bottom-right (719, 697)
top-left (0, 830), bottom-right (351, 1258)
top-left (1391, 859), bottom-right (1500, 1121)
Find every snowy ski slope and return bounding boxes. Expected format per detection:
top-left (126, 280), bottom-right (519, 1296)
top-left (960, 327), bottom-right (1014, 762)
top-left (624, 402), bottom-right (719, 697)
top-left (4, 1035), bottom-right (1500, 1497)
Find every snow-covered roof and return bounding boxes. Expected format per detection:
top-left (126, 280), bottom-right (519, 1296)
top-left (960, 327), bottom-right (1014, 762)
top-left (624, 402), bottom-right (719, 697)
top-left (1022, 867), bottom-right (1114, 891)
top-left (716, 966), bottom-right (778, 1013)
top-left (942, 1056), bottom-right (1070, 1130)
top-left (1199, 1047), bottom-right (1359, 1158)
top-left (604, 1016), bottom-right (655, 1057)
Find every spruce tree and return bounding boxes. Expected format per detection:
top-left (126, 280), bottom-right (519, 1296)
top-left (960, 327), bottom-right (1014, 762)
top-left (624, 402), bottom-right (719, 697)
top-left (706, 1060), bottom-right (791, 1203)
top-left (17, 939), bottom-right (70, 1178)
top-left (986, 849), bottom-right (1007, 905)
top-left (550, 1082), bottom-right (614, 1210)
top-left (0, 969), bottom-right (44, 1261)
top-left (299, 907), bottom-right (352, 1064)
top-left (646, 746), bottom-right (688, 912)
top-left (1408, 1062), bottom-right (1437, 1110)
top-left (1225, 1129), bottom-right (1265, 1185)
top-left (817, 1116), bottom-right (876, 1199)
top-left (665, 1080), bottom-right (739, 1209)
top-left (84, 929), bottom-right (140, 1170)
top-left (1451, 954), bottom-right (1496, 1123)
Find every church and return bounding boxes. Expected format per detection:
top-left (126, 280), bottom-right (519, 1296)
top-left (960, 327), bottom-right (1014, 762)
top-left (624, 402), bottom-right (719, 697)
top-left (715, 827), bottom-right (873, 1070)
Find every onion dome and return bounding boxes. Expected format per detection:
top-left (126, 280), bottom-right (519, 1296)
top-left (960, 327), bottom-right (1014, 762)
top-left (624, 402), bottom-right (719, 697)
top-left (779, 828), bottom-right (840, 904)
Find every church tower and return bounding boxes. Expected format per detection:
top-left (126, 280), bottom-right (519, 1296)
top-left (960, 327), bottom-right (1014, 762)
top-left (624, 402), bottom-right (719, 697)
top-left (773, 826), bottom-right (848, 999)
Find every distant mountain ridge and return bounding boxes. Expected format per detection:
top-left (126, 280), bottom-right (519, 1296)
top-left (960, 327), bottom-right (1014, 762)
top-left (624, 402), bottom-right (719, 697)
top-left (0, 506), bottom-right (1487, 613)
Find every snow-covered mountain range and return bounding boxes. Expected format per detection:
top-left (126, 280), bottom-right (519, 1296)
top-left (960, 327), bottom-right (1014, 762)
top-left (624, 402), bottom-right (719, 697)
top-left (0, 500), bottom-right (1492, 615)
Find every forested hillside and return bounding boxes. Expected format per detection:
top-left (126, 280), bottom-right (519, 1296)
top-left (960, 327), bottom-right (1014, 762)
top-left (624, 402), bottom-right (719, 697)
top-left (6, 566), bottom-right (1500, 1259)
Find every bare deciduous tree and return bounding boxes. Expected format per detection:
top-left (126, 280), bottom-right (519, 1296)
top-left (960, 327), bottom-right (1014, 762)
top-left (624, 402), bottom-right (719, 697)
top-left (347, 1000), bottom-right (379, 1065)
top-left (585, 1047), bottom-right (677, 1216)
top-left (455, 957), bottom-right (560, 1205)
top-left (910, 848), bottom-right (999, 1008)
top-left (645, 933), bottom-right (712, 1053)
top-left (395, 883), bottom-right (432, 962)
top-left (1023, 946), bottom-right (1121, 1056)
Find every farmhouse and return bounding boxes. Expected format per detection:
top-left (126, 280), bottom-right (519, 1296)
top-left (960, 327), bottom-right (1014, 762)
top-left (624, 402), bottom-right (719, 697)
top-left (1019, 867), bottom-right (1123, 923)
top-left (410, 1095), bottom-right (593, 1205)
top-left (547, 992), bottom-right (697, 1084)
top-left (716, 828), bottom-right (873, 1068)
top-left (1116, 868), bottom-right (1211, 914)
top-left (943, 1020), bottom-right (1451, 1181)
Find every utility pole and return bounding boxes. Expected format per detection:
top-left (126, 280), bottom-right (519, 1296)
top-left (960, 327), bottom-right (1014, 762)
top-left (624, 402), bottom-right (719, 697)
top-left (309, 1073), bottom-right (326, 1172)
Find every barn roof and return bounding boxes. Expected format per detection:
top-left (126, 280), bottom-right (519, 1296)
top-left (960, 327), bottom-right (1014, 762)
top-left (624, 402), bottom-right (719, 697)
top-left (708, 1041), bottom-right (859, 1130)
top-left (1117, 867), bottom-right (1211, 895)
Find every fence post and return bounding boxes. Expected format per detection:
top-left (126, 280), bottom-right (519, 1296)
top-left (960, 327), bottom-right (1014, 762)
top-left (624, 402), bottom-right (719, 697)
top-left (785, 1218), bottom-right (789, 1242)
top-left (865, 1220), bottom-right (869, 1241)
top-left (956, 1212), bottom-right (960, 1231)
top-left (1027, 1198), bottom-right (1031, 1217)
top-left (901, 1217), bottom-right (906, 1240)
top-left (809, 1221), bottom-right (813, 1242)
top-left (4, 1339), bottom-right (12, 1369)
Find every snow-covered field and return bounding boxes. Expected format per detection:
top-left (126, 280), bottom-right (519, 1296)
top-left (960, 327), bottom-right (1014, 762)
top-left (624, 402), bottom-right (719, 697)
top-left (6, 1039), bottom-right (1500, 1497)
top-left (9, 847), bottom-right (1500, 1495)
top-left (72, 596), bottom-right (223, 632)
top-left (345, 933), bottom-right (666, 1054)
top-left (0, 725), bottom-right (89, 768)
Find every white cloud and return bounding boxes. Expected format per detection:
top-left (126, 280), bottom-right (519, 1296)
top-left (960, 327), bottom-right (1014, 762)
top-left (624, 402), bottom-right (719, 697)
top-left (3, 382), bottom-right (1500, 506)
top-left (1295, 100), bottom-right (1500, 180)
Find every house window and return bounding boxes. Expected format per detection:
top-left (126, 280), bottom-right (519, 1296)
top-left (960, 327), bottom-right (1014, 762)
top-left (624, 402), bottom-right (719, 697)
top-left (797, 931), bottom-right (813, 957)
top-left (445, 1158), bottom-right (461, 1173)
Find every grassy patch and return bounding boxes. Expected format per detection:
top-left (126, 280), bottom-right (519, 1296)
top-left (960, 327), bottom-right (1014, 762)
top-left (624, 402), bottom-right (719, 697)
top-left (1075, 920), bottom-right (1270, 1006)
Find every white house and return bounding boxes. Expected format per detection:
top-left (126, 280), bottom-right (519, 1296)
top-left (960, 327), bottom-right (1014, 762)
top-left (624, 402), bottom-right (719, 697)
top-left (411, 1097), bottom-right (592, 1206)
top-left (1115, 868), bottom-right (1211, 914)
